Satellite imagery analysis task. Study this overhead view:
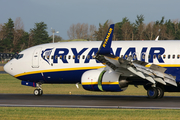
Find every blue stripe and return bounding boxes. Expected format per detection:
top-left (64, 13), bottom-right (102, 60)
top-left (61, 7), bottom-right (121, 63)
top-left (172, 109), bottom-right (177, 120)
top-left (165, 67), bottom-right (180, 82)
top-left (82, 84), bottom-right (123, 92)
top-left (17, 70), bottom-right (87, 83)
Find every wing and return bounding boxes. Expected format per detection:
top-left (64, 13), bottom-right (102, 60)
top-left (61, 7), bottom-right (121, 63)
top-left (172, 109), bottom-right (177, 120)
top-left (95, 24), bottom-right (177, 87)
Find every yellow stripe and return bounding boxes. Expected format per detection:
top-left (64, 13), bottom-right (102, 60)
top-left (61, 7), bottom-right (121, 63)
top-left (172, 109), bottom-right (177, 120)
top-left (82, 82), bottom-right (98, 85)
top-left (146, 64), bottom-right (180, 67)
top-left (102, 82), bottom-right (119, 85)
top-left (82, 81), bottom-right (119, 85)
top-left (14, 66), bottom-right (105, 78)
top-left (106, 56), bottom-right (119, 60)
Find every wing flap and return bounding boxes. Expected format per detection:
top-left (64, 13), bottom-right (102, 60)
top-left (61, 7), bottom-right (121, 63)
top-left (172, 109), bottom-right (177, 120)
top-left (95, 24), bottom-right (177, 87)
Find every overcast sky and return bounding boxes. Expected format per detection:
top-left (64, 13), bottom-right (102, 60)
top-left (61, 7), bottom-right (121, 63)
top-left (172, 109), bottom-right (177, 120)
top-left (1, 0), bottom-right (180, 40)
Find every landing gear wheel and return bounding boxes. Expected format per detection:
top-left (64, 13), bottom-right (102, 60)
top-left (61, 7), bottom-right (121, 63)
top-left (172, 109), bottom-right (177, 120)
top-left (156, 87), bottom-right (164, 99)
top-left (39, 89), bottom-right (43, 96)
top-left (34, 89), bottom-right (43, 96)
top-left (147, 87), bottom-right (158, 99)
top-left (34, 89), bottom-right (39, 96)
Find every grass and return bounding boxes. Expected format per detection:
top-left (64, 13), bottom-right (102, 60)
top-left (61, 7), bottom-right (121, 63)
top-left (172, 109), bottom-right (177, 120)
top-left (0, 107), bottom-right (180, 120)
top-left (1, 74), bottom-right (180, 96)
top-left (0, 74), bottom-right (147, 95)
top-left (0, 66), bottom-right (4, 71)
top-left (1, 74), bottom-right (180, 120)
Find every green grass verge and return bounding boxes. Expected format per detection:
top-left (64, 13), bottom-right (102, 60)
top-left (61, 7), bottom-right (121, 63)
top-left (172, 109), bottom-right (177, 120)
top-left (0, 74), bottom-right (180, 96)
top-left (0, 107), bottom-right (180, 120)
top-left (0, 66), bottom-right (4, 71)
top-left (1, 74), bottom-right (180, 119)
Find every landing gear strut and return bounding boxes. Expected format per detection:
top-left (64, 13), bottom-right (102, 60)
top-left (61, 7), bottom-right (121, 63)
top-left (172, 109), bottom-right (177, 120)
top-left (34, 83), bottom-right (43, 96)
top-left (147, 87), bottom-right (164, 99)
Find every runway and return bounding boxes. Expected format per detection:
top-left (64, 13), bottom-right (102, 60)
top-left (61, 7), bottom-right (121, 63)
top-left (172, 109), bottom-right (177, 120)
top-left (0, 94), bottom-right (180, 109)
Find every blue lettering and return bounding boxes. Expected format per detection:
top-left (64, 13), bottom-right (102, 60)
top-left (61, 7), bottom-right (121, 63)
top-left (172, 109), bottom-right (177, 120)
top-left (71, 48), bottom-right (88, 63)
top-left (85, 48), bottom-right (99, 63)
top-left (149, 47), bottom-right (165, 63)
top-left (53, 48), bottom-right (69, 63)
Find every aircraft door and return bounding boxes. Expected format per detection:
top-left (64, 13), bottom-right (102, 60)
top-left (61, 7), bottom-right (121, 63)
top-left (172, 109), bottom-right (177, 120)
top-left (32, 47), bottom-right (42, 68)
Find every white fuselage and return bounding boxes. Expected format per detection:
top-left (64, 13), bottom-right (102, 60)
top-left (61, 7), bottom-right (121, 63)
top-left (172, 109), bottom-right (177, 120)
top-left (4, 40), bottom-right (180, 83)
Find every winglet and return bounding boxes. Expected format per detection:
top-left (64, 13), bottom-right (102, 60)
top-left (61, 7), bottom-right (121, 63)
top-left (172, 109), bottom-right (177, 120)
top-left (96, 24), bottom-right (114, 55)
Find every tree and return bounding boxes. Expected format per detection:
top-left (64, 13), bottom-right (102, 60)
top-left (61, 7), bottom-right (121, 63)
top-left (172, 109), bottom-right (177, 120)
top-left (94, 20), bottom-right (113, 41)
top-left (135, 15), bottom-right (145, 40)
top-left (67, 23), bottom-right (96, 40)
top-left (120, 18), bottom-right (134, 40)
top-left (164, 19), bottom-right (175, 40)
top-left (0, 18), bottom-right (14, 52)
top-left (13, 17), bottom-right (25, 52)
top-left (67, 24), bottom-right (76, 39)
top-left (89, 25), bottom-right (96, 41)
top-left (75, 23), bottom-right (88, 39)
top-left (30, 22), bottom-right (52, 46)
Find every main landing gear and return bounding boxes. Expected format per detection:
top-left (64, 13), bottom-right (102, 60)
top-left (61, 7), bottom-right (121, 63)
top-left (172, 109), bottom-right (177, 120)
top-left (34, 83), bottom-right (43, 96)
top-left (147, 87), bottom-right (164, 99)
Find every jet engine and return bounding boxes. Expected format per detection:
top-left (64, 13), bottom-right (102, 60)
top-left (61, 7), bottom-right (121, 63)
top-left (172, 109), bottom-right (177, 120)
top-left (81, 69), bottom-right (128, 92)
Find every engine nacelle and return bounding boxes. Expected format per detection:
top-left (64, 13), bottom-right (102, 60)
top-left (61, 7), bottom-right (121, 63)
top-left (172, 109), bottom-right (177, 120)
top-left (81, 69), bottom-right (128, 92)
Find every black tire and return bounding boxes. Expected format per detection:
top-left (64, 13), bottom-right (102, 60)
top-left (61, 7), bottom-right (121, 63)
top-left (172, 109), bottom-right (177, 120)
top-left (147, 87), bottom-right (158, 99)
top-left (34, 89), bottom-right (40, 96)
top-left (156, 87), bottom-right (164, 99)
top-left (39, 89), bottom-right (43, 96)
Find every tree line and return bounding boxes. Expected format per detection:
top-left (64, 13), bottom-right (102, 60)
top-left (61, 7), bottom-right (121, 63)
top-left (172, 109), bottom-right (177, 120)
top-left (0, 17), bottom-right (53, 53)
top-left (68, 15), bottom-right (180, 41)
top-left (95, 15), bottom-right (180, 41)
top-left (1, 15), bottom-right (180, 53)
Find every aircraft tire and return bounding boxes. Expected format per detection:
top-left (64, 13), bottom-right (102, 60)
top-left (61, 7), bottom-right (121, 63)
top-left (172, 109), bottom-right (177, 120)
top-left (147, 87), bottom-right (158, 99)
top-left (39, 89), bottom-right (43, 96)
top-left (34, 89), bottom-right (43, 96)
top-left (156, 87), bottom-right (164, 99)
top-left (34, 89), bottom-right (40, 96)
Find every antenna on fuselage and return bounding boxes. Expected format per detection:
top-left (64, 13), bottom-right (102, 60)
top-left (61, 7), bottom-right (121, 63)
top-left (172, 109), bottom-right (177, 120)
top-left (155, 36), bottom-right (159, 41)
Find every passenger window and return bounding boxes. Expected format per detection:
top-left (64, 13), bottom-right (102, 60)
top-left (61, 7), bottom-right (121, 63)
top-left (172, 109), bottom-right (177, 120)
top-left (133, 54), bottom-right (137, 59)
top-left (121, 55), bottom-right (123, 58)
top-left (51, 56), bottom-right (54, 59)
top-left (87, 55), bottom-right (90, 59)
top-left (60, 55), bottom-right (62, 59)
top-left (47, 56), bottom-right (49, 59)
top-left (77, 55), bottom-right (80, 59)
top-left (43, 56), bottom-right (45, 59)
top-left (148, 55), bottom-right (151, 59)
top-left (163, 55), bottom-right (166, 59)
top-left (142, 54), bottom-right (145, 59)
top-left (68, 55), bottom-right (71, 59)
top-left (173, 55), bottom-right (175, 59)
top-left (73, 55), bottom-right (75, 59)
top-left (177, 55), bottom-right (180, 59)
top-left (82, 55), bottom-right (85, 59)
top-left (168, 55), bottom-right (171, 59)
top-left (64, 55), bottom-right (66, 60)
top-left (158, 54), bottom-right (161, 59)
top-left (153, 55), bottom-right (156, 59)
top-left (125, 55), bottom-right (128, 59)
top-left (55, 55), bottom-right (58, 59)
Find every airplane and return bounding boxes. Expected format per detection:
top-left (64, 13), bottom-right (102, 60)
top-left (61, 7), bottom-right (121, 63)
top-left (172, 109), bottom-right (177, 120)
top-left (3, 24), bottom-right (180, 99)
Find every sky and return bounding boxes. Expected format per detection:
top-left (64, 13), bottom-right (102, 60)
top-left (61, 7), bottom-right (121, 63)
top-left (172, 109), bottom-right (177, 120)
top-left (0, 0), bottom-right (180, 40)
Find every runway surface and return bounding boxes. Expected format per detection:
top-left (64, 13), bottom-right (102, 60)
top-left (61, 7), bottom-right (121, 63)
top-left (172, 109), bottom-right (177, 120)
top-left (0, 94), bottom-right (180, 109)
